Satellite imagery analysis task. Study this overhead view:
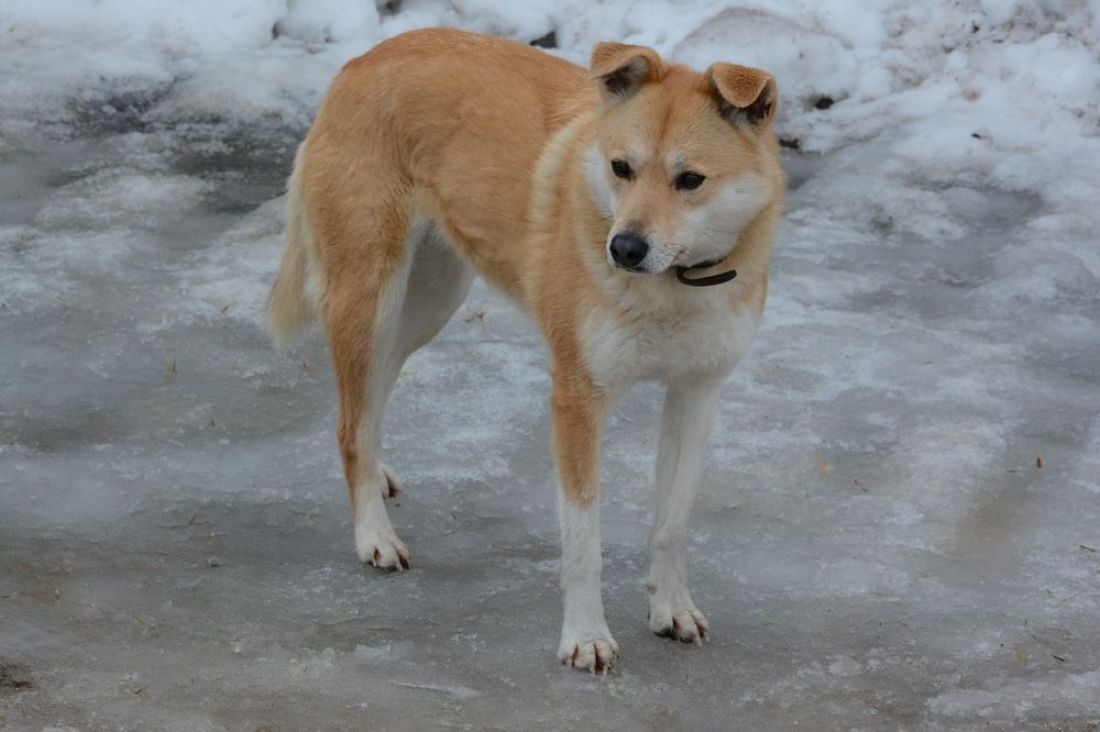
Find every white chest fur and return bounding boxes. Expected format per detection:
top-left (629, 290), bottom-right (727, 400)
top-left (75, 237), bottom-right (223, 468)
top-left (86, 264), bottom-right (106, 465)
top-left (581, 294), bottom-right (760, 390)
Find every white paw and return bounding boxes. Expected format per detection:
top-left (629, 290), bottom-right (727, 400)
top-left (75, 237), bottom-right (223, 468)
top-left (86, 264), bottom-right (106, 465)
top-left (355, 527), bottom-right (410, 570)
top-left (558, 628), bottom-right (619, 674)
top-left (649, 604), bottom-right (709, 645)
top-left (379, 463), bottom-right (402, 500)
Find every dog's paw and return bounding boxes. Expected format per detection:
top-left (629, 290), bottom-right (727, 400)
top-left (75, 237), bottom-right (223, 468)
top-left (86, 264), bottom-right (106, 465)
top-left (650, 606), bottom-right (709, 645)
top-left (379, 464), bottom-right (402, 500)
top-left (558, 629), bottom-right (619, 674)
top-left (355, 529), bottom-right (410, 571)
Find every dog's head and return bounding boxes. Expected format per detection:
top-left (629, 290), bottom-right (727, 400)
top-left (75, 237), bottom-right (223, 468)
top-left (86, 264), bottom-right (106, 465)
top-left (584, 43), bottom-right (781, 275)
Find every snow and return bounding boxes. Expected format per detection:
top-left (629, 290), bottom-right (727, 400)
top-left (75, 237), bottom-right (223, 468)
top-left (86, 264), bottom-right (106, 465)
top-left (2, 0), bottom-right (1099, 729)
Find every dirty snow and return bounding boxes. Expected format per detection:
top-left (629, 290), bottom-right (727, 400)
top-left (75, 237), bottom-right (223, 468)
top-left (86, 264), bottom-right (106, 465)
top-left (2, 0), bottom-right (1099, 729)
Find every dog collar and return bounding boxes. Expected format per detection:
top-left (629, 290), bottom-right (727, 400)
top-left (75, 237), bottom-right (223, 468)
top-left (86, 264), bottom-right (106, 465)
top-left (674, 257), bottom-right (737, 287)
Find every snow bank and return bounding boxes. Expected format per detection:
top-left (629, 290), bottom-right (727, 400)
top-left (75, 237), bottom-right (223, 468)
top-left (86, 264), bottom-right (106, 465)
top-left (4, 1), bottom-right (1098, 214)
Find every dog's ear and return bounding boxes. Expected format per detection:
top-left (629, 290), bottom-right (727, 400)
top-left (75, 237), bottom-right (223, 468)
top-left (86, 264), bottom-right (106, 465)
top-left (589, 42), bottom-right (663, 101)
top-left (706, 63), bottom-right (777, 127)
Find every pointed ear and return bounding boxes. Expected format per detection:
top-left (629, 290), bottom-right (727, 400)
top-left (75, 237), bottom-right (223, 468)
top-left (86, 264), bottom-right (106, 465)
top-left (706, 63), bottom-right (777, 126)
top-left (589, 42), bottom-right (663, 101)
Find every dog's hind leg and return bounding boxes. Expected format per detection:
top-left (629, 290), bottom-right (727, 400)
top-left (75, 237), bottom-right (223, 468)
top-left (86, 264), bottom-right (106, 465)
top-left (376, 219), bottom-right (474, 502)
top-left (324, 211), bottom-right (473, 570)
top-left (324, 220), bottom-right (410, 569)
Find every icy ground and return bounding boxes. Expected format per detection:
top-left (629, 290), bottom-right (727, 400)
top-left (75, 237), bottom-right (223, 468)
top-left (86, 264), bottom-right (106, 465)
top-left (2, 1), bottom-right (1100, 729)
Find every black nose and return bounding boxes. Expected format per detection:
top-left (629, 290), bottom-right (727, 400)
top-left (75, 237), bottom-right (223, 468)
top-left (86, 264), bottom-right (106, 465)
top-left (609, 233), bottom-right (649, 270)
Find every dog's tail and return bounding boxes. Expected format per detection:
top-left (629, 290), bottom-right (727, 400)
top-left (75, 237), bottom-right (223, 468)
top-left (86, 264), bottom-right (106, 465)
top-left (268, 143), bottom-right (318, 348)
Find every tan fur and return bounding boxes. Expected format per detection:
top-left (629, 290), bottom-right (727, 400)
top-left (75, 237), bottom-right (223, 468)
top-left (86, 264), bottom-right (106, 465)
top-left (267, 145), bottom-right (318, 348)
top-left (269, 27), bottom-right (782, 531)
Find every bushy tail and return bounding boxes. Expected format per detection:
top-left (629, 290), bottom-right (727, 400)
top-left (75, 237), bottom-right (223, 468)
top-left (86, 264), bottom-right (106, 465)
top-left (268, 144), bottom-right (317, 348)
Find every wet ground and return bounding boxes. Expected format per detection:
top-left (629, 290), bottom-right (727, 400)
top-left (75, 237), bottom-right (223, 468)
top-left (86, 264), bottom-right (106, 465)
top-left (2, 83), bottom-right (1099, 730)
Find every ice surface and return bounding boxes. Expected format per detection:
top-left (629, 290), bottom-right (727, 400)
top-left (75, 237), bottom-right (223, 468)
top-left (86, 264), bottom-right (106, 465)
top-left (2, 1), bottom-right (1099, 729)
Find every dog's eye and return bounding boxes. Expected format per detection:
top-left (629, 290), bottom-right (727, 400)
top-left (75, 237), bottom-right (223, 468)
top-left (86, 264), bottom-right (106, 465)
top-left (675, 171), bottom-right (706, 190)
top-left (610, 159), bottom-right (632, 179)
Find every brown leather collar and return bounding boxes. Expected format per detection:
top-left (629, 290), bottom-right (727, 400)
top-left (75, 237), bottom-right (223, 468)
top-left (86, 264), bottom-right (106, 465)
top-left (675, 257), bottom-right (737, 287)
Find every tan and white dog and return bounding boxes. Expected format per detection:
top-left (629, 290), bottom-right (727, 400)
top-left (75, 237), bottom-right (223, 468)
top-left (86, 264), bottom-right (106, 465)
top-left (269, 28), bottom-right (783, 673)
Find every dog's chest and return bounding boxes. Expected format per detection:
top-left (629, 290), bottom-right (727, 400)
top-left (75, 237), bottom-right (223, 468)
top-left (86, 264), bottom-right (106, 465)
top-left (582, 303), bottom-right (759, 388)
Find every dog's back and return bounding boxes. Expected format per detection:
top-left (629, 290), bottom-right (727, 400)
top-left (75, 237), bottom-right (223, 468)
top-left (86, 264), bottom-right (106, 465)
top-left (294, 29), bottom-right (594, 302)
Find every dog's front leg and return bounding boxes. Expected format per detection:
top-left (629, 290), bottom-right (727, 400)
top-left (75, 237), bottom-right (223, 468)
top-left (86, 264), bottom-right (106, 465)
top-left (551, 378), bottom-right (617, 673)
top-left (648, 376), bottom-right (723, 644)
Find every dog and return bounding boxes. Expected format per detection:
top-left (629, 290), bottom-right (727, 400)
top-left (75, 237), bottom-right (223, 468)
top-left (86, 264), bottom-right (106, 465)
top-left (268, 27), bottom-right (783, 673)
